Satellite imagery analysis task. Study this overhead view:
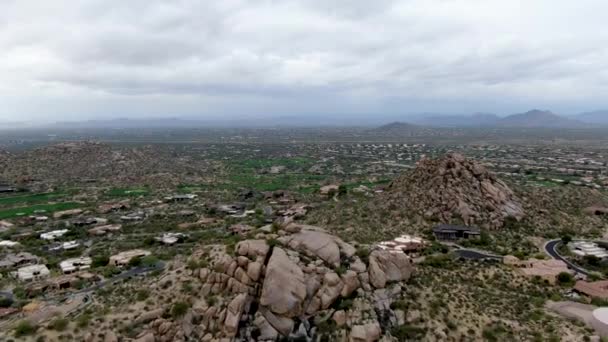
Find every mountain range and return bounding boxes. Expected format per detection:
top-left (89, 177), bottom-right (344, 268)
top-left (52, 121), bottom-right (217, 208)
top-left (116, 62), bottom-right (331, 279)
top-left (408, 109), bottom-right (602, 128)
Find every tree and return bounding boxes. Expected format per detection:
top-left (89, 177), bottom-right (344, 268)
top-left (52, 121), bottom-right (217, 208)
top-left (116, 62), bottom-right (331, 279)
top-left (556, 272), bottom-right (574, 285)
top-left (561, 235), bottom-right (572, 245)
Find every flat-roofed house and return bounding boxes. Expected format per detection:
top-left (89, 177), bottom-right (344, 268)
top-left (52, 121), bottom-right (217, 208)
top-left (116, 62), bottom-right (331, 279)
top-left (60, 257), bottom-right (92, 274)
top-left (15, 264), bottom-right (50, 282)
top-left (433, 224), bottom-right (481, 241)
top-left (108, 249), bottom-right (151, 267)
top-left (0, 252), bottom-right (39, 269)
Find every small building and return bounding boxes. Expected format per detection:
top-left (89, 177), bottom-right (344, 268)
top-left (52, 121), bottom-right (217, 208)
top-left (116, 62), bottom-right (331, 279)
top-left (60, 257), bottom-right (92, 274)
top-left (433, 224), bottom-right (481, 241)
top-left (15, 264), bottom-right (50, 282)
top-left (40, 229), bottom-right (69, 240)
top-left (0, 252), bottom-right (39, 269)
top-left (108, 249), bottom-right (151, 267)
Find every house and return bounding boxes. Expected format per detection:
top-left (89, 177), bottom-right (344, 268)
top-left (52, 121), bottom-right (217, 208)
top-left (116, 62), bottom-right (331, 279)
top-left (155, 232), bottom-right (187, 245)
top-left (0, 240), bottom-right (19, 247)
top-left (0, 184), bottom-right (15, 193)
top-left (60, 257), bottom-right (92, 274)
top-left (0, 252), bottom-right (39, 269)
top-left (0, 220), bottom-right (14, 232)
top-left (108, 249), bottom-right (151, 267)
top-left (40, 229), bottom-right (69, 240)
top-left (88, 224), bottom-right (122, 236)
top-left (433, 224), bottom-right (481, 241)
top-left (164, 194), bottom-right (198, 202)
top-left (574, 280), bottom-right (608, 300)
top-left (15, 264), bottom-right (50, 281)
top-left (53, 209), bottom-right (83, 219)
top-left (319, 184), bottom-right (340, 197)
top-left (377, 234), bottom-right (426, 254)
top-left (570, 241), bottom-right (608, 259)
top-left (50, 240), bottom-right (80, 251)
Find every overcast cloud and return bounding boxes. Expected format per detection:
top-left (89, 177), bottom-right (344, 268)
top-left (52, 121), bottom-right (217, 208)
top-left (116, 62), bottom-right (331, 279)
top-left (1, 0), bottom-right (608, 122)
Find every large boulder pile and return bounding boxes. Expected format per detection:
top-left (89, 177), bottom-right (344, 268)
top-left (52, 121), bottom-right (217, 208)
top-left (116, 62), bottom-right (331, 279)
top-left (387, 153), bottom-right (524, 229)
top-left (130, 224), bottom-right (415, 341)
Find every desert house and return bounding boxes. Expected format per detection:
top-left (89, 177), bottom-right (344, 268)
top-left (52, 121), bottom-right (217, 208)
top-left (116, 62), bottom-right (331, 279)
top-left (14, 264), bottom-right (50, 282)
top-left (108, 249), bottom-right (151, 267)
top-left (60, 256), bottom-right (92, 274)
top-left (433, 224), bottom-right (481, 241)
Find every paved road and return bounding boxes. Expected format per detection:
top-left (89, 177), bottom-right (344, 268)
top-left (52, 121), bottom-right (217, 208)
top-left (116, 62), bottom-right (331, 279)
top-left (75, 261), bottom-right (165, 295)
top-left (544, 239), bottom-right (590, 276)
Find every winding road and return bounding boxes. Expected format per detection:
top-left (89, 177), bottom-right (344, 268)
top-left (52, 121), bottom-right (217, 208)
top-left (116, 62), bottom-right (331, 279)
top-left (544, 239), bottom-right (590, 276)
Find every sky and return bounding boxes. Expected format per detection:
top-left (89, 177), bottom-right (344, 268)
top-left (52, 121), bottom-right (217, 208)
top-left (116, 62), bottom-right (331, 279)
top-left (1, 0), bottom-right (608, 123)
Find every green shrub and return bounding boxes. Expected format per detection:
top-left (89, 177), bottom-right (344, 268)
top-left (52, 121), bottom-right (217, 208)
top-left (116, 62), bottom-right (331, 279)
top-left (48, 317), bottom-right (69, 331)
top-left (14, 320), bottom-right (36, 337)
top-left (171, 302), bottom-right (189, 318)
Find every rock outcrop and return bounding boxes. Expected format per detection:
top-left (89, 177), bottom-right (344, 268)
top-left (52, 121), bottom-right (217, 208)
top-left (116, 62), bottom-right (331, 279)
top-left (137, 224), bottom-right (415, 341)
top-left (387, 153), bottom-right (524, 229)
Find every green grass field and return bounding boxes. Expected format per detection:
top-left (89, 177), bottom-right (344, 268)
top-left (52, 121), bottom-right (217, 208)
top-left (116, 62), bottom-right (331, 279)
top-left (0, 202), bottom-right (82, 219)
top-left (0, 192), bottom-right (66, 207)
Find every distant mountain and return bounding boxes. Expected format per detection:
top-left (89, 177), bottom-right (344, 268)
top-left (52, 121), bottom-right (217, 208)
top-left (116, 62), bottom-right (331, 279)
top-left (412, 113), bottom-right (500, 127)
top-left (576, 110), bottom-right (608, 125)
top-left (498, 109), bottom-right (587, 128)
top-left (373, 122), bottom-right (423, 133)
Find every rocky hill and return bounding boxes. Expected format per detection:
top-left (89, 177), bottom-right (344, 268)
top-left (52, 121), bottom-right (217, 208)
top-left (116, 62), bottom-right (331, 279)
top-left (387, 153), bottom-right (524, 229)
top-left (0, 141), bottom-right (210, 188)
top-left (81, 223), bottom-right (414, 341)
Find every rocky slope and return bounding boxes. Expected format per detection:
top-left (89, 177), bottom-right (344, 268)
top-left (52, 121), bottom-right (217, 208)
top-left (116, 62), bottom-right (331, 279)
top-left (387, 153), bottom-right (524, 229)
top-left (82, 223), bottom-right (414, 342)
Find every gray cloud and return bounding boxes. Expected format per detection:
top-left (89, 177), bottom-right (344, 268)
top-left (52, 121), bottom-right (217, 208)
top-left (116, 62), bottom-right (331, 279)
top-left (1, 0), bottom-right (608, 122)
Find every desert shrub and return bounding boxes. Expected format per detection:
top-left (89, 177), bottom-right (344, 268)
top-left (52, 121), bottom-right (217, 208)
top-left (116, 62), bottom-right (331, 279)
top-left (48, 317), bottom-right (69, 331)
top-left (556, 272), bottom-right (574, 286)
top-left (171, 302), bottom-right (189, 318)
top-left (14, 320), bottom-right (36, 337)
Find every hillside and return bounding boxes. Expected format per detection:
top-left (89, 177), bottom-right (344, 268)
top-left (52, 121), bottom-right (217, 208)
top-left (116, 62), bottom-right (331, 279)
top-left (0, 141), bottom-right (211, 189)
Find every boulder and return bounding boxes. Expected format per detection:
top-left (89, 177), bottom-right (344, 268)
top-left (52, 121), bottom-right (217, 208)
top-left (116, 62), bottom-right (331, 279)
top-left (280, 229), bottom-right (342, 267)
top-left (368, 250), bottom-right (413, 289)
top-left (260, 307), bottom-right (295, 337)
top-left (260, 248), bottom-right (306, 317)
top-left (236, 240), bottom-right (270, 260)
top-left (350, 322), bottom-right (381, 342)
top-left (224, 294), bottom-right (249, 337)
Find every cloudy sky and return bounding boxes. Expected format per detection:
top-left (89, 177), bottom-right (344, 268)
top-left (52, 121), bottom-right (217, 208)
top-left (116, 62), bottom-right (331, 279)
top-left (1, 0), bottom-right (608, 123)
